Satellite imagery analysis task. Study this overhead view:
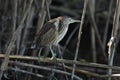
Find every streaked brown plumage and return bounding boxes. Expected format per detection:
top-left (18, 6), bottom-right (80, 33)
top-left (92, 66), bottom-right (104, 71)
top-left (34, 16), bottom-right (80, 60)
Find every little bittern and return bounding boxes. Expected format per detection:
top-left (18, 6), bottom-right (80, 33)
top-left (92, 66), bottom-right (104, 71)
top-left (33, 16), bottom-right (80, 60)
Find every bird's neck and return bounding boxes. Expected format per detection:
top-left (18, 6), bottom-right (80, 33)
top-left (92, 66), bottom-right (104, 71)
top-left (56, 20), bottom-right (69, 43)
top-left (58, 20), bottom-right (69, 32)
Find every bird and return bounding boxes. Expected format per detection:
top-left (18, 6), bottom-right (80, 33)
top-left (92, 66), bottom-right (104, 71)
top-left (32, 16), bottom-right (80, 60)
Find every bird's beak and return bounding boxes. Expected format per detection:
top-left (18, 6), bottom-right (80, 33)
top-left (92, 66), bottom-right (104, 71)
top-left (73, 19), bottom-right (80, 23)
top-left (70, 19), bottom-right (80, 23)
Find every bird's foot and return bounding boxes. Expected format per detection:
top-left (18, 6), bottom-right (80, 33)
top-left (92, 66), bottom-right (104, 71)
top-left (38, 56), bottom-right (42, 62)
top-left (38, 55), bottom-right (45, 63)
top-left (50, 54), bottom-right (57, 62)
top-left (38, 48), bottom-right (43, 62)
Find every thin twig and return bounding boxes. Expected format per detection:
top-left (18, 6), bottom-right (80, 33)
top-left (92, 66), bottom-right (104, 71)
top-left (88, 0), bottom-right (96, 62)
top-left (71, 0), bottom-right (88, 79)
top-left (91, 27), bottom-right (96, 62)
top-left (65, 65), bottom-right (120, 78)
top-left (9, 67), bottom-right (45, 78)
top-left (9, 61), bottom-right (82, 80)
top-left (108, 0), bottom-right (120, 80)
top-left (0, 0), bottom-right (33, 79)
top-left (16, 0), bottom-right (33, 54)
top-left (45, 0), bottom-right (51, 20)
top-left (8, 60), bottom-right (120, 78)
top-left (20, 7), bottom-right (35, 55)
top-left (89, 5), bottom-right (107, 59)
top-left (57, 45), bottom-right (69, 80)
top-left (1, 54), bottom-right (120, 71)
top-left (36, 0), bottom-right (46, 34)
top-left (12, 0), bottom-right (17, 32)
top-left (0, 31), bottom-right (17, 79)
top-left (103, 0), bottom-right (113, 49)
top-left (63, 25), bottom-right (79, 53)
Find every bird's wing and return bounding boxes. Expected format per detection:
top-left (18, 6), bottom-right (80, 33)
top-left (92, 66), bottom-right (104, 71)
top-left (36, 18), bottom-right (59, 46)
top-left (37, 18), bottom-right (59, 37)
top-left (40, 28), bottom-right (58, 45)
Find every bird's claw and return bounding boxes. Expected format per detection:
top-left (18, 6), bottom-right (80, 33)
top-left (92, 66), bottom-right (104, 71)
top-left (50, 55), bottom-right (57, 62)
top-left (38, 56), bottom-right (45, 62)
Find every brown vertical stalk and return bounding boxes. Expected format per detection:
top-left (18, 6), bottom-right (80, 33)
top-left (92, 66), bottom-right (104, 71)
top-left (12, 0), bottom-right (17, 32)
top-left (36, 0), bottom-right (46, 34)
top-left (108, 0), bottom-right (120, 80)
top-left (71, 0), bottom-right (88, 80)
top-left (45, 0), bottom-right (51, 20)
top-left (0, 0), bottom-right (33, 79)
top-left (103, 0), bottom-right (113, 49)
top-left (88, 0), bottom-right (96, 62)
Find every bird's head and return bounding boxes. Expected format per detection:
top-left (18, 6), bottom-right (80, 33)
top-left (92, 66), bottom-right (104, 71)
top-left (57, 16), bottom-right (80, 25)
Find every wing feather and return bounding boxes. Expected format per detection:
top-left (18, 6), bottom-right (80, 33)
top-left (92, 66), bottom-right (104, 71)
top-left (36, 18), bottom-right (59, 46)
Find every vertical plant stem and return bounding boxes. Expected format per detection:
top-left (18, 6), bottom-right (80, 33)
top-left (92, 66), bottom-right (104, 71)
top-left (88, 0), bottom-right (96, 62)
top-left (36, 0), bottom-right (46, 34)
top-left (12, 0), bottom-right (17, 32)
top-left (71, 0), bottom-right (88, 80)
top-left (103, 0), bottom-right (113, 49)
top-left (108, 0), bottom-right (120, 80)
top-left (0, 0), bottom-right (33, 79)
top-left (63, 26), bottom-right (79, 53)
top-left (57, 45), bottom-right (69, 80)
top-left (45, 0), bottom-right (51, 20)
top-left (91, 27), bottom-right (96, 62)
top-left (0, 31), bottom-right (17, 79)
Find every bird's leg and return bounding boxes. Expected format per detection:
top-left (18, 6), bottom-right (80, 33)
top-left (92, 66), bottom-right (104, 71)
top-left (49, 46), bottom-right (56, 61)
top-left (57, 44), bottom-right (63, 58)
top-left (38, 48), bottom-right (43, 62)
